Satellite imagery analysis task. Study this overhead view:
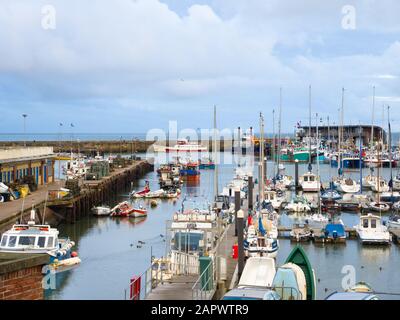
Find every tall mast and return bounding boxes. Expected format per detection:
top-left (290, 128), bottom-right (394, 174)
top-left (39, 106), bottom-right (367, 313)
top-left (277, 87), bottom-right (282, 176)
top-left (213, 105), bottom-right (218, 200)
top-left (308, 85), bottom-right (312, 168)
top-left (316, 113), bottom-right (321, 214)
top-left (371, 86), bottom-right (375, 150)
top-left (272, 109), bottom-right (275, 176)
top-left (388, 105), bottom-right (393, 197)
top-left (259, 113), bottom-right (265, 203)
top-left (339, 88), bottom-right (344, 175)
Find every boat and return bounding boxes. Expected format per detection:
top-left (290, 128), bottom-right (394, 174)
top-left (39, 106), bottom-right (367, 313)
top-left (222, 287), bottom-right (281, 300)
top-left (130, 181), bottom-right (150, 198)
top-left (334, 177), bottom-right (360, 194)
top-left (285, 196), bottom-right (311, 213)
top-left (371, 179), bottom-right (390, 193)
top-left (380, 191), bottom-right (400, 203)
top-left (290, 225), bottom-right (312, 242)
top-left (299, 172), bottom-right (320, 192)
top-left (92, 206), bottom-right (111, 216)
top-left (322, 222), bottom-right (346, 243)
top-left (263, 190), bottom-right (285, 210)
top-left (325, 282), bottom-right (380, 300)
top-left (285, 245), bottom-right (316, 300)
top-left (307, 213), bottom-right (329, 227)
top-left (272, 263), bottom-right (307, 300)
top-left (144, 189), bottom-right (166, 198)
top-left (198, 157), bottom-right (215, 169)
top-left (354, 213), bottom-right (391, 245)
top-left (0, 207), bottom-right (76, 263)
top-left (165, 139), bottom-right (208, 153)
top-left (238, 257), bottom-right (276, 288)
top-left (110, 201), bottom-right (148, 218)
top-left (244, 222), bottom-right (279, 259)
top-left (179, 163), bottom-right (201, 181)
top-left (63, 157), bottom-right (89, 180)
top-left (367, 202), bottom-right (390, 213)
top-left (387, 215), bottom-right (400, 229)
top-left (321, 189), bottom-right (341, 201)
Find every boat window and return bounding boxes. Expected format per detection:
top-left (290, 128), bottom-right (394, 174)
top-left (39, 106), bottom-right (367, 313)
top-left (8, 236), bottom-right (17, 247)
top-left (304, 176), bottom-right (308, 182)
top-left (47, 237), bottom-right (54, 248)
top-left (371, 219), bottom-right (377, 228)
top-left (1, 235), bottom-right (7, 247)
top-left (37, 236), bottom-right (46, 248)
top-left (309, 176), bottom-right (315, 182)
top-left (18, 236), bottom-right (36, 246)
top-left (363, 219), bottom-right (369, 228)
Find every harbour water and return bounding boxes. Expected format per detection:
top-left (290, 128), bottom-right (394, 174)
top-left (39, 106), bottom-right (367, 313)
top-left (46, 152), bottom-right (400, 300)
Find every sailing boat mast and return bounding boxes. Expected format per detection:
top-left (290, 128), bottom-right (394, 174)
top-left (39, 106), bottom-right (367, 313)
top-left (259, 113), bottom-right (265, 203)
top-left (316, 113), bottom-right (321, 214)
top-left (371, 86), bottom-right (376, 150)
top-left (308, 85), bottom-right (312, 169)
top-left (213, 105), bottom-right (218, 200)
top-left (272, 109), bottom-right (276, 177)
top-left (388, 105), bottom-right (393, 198)
top-left (338, 88), bottom-right (345, 176)
top-left (277, 87), bottom-right (282, 176)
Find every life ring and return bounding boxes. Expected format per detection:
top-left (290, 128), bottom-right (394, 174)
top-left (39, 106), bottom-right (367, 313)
top-left (0, 195), bottom-right (3, 202)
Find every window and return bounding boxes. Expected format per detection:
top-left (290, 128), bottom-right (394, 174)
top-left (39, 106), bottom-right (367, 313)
top-left (1, 235), bottom-right (7, 247)
top-left (18, 236), bottom-right (36, 246)
top-left (310, 176), bottom-right (315, 181)
top-left (37, 236), bottom-right (46, 248)
top-left (304, 176), bottom-right (308, 182)
top-left (8, 236), bottom-right (17, 247)
top-left (371, 219), bottom-right (377, 228)
top-left (47, 237), bottom-right (54, 248)
top-left (363, 219), bottom-right (369, 228)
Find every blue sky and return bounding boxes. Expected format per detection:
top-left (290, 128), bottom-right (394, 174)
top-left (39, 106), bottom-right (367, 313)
top-left (0, 0), bottom-right (399, 134)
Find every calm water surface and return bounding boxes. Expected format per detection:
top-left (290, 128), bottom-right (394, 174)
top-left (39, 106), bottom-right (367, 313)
top-left (46, 153), bottom-right (400, 300)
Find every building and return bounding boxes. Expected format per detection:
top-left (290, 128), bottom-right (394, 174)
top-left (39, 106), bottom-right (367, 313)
top-left (297, 125), bottom-right (387, 146)
top-left (0, 147), bottom-right (56, 185)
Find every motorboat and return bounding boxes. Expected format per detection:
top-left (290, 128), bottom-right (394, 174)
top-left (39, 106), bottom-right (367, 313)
top-left (299, 172), bottom-right (320, 192)
top-left (370, 178), bottom-right (390, 193)
top-left (290, 225), bottom-right (312, 242)
top-left (354, 213), bottom-right (391, 245)
top-left (110, 201), bottom-right (148, 218)
top-left (387, 215), bottom-right (400, 229)
top-left (326, 282), bottom-right (380, 300)
top-left (307, 213), bottom-right (329, 227)
top-left (367, 202), bottom-right (390, 213)
top-left (334, 178), bottom-right (360, 194)
top-left (92, 206), bottom-right (111, 216)
top-left (0, 207), bottom-right (76, 263)
top-left (321, 222), bottom-right (346, 243)
top-left (285, 196), bottom-right (311, 213)
top-left (263, 190), bottom-right (285, 210)
top-left (131, 181), bottom-right (150, 198)
top-left (321, 189), bottom-right (341, 201)
top-left (379, 192), bottom-right (400, 203)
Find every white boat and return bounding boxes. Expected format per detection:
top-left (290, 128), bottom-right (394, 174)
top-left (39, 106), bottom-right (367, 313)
top-left (354, 213), bottom-right (391, 245)
top-left (334, 178), bottom-right (360, 194)
top-left (285, 196), bottom-right (311, 213)
top-left (144, 189), bottom-right (166, 198)
top-left (0, 207), bottom-right (76, 260)
top-left (264, 190), bottom-right (285, 210)
top-left (367, 202), bottom-right (390, 213)
top-left (165, 139), bottom-right (208, 153)
top-left (238, 257), bottom-right (276, 288)
top-left (370, 179), bottom-right (390, 193)
top-left (244, 225), bottom-right (279, 259)
top-left (299, 172), bottom-right (320, 192)
top-left (388, 215), bottom-right (400, 229)
top-left (392, 174), bottom-right (400, 191)
top-left (307, 213), bottom-right (329, 226)
top-left (92, 206), bottom-right (111, 216)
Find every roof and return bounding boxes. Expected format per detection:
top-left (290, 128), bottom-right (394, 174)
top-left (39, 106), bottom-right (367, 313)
top-left (0, 147), bottom-right (55, 164)
top-left (325, 292), bottom-right (378, 300)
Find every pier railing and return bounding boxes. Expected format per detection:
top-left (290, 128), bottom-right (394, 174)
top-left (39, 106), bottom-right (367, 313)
top-left (191, 257), bottom-right (217, 300)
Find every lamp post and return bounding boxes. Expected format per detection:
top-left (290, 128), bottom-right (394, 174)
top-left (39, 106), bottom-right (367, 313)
top-left (22, 114), bottom-right (28, 147)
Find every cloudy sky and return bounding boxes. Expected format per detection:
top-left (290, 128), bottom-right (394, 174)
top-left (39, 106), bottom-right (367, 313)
top-left (0, 0), bottom-right (399, 134)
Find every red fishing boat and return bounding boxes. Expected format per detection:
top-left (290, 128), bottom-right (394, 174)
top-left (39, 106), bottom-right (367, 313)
top-left (131, 181), bottom-right (151, 198)
top-left (110, 201), bottom-right (148, 218)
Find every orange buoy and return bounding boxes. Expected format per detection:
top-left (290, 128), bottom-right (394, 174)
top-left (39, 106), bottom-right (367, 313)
top-left (71, 251), bottom-right (78, 258)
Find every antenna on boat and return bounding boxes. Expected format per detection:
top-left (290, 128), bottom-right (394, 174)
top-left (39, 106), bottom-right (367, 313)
top-left (20, 196), bottom-right (26, 224)
top-left (42, 188), bottom-right (48, 225)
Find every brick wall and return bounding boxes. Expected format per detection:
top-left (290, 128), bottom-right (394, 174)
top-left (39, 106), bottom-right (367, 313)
top-left (0, 265), bottom-right (43, 300)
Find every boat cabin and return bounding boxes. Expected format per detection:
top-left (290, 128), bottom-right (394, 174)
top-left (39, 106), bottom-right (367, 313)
top-left (0, 224), bottom-right (59, 253)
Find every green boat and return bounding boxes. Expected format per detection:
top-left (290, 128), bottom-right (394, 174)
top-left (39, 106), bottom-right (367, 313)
top-left (293, 148), bottom-right (310, 162)
top-left (285, 245), bottom-right (316, 300)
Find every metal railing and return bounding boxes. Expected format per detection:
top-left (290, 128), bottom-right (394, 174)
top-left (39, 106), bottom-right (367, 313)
top-left (191, 257), bottom-right (217, 300)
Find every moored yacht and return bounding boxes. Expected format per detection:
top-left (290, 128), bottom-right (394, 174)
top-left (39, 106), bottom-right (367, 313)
top-left (299, 172), bottom-right (320, 192)
top-left (354, 213), bottom-right (391, 245)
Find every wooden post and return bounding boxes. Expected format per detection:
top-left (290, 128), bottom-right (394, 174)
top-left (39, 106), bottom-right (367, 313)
top-left (237, 209), bottom-right (245, 279)
top-left (234, 190), bottom-right (240, 237)
top-left (248, 175), bottom-right (253, 211)
top-left (295, 159), bottom-right (299, 193)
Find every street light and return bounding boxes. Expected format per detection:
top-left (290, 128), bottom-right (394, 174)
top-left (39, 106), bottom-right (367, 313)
top-left (22, 114), bottom-right (28, 147)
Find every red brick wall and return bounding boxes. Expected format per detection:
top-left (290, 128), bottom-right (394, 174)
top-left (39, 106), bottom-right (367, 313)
top-left (0, 266), bottom-right (44, 300)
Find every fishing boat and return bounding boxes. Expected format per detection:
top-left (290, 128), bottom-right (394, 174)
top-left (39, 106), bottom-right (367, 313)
top-left (0, 207), bottom-right (76, 263)
top-left (179, 163), bottom-right (201, 181)
top-left (299, 172), bottom-right (320, 192)
top-left (354, 213), bottom-right (391, 245)
top-left (334, 177), bottom-right (360, 194)
top-left (198, 157), bottom-right (215, 169)
top-left (64, 157), bottom-right (89, 180)
top-left (284, 245), bottom-right (316, 300)
top-left (92, 205), bottom-right (111, 216)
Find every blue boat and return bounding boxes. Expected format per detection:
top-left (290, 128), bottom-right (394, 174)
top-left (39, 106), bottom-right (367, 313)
top-left (322, 223), bottom-right (346, 243)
